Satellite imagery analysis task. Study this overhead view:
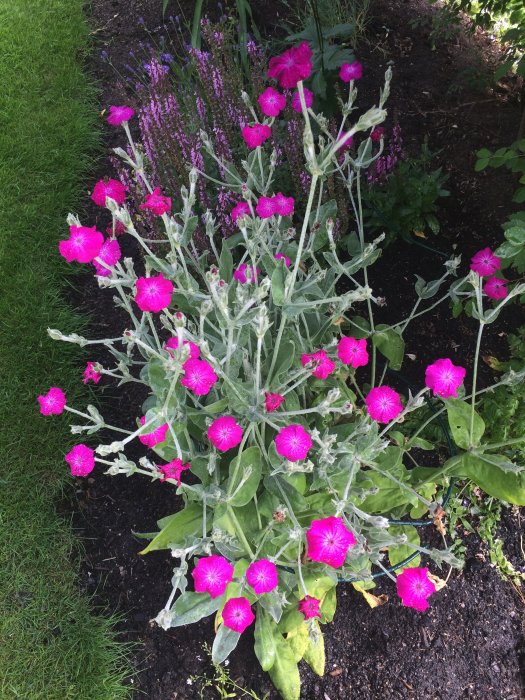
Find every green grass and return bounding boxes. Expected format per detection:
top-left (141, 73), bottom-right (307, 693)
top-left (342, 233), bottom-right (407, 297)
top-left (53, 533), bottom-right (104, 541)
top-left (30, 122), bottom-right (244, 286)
top-left (0, 1), bottom-right (132, 698)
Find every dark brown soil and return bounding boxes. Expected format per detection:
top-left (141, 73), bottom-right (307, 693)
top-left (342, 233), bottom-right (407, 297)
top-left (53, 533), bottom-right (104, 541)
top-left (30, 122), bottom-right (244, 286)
top-left (66, 0), bottom-right (525, 698)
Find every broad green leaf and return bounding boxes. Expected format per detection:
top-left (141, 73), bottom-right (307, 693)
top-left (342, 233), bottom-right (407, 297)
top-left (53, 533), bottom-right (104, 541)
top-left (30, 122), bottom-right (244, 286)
top-left (357, 471), bottom-right (415, 513)
top-left (212, 624), bottom-right (241, 664)
top-left (267, 636), bottom-right (301, 700)
top-left (287, 622), bottom-right (309, 662)
top-left (271, 262), bottom-right (285, 306)
top-left (254, 608), bottom-right (277, 671)
top-left (457, 454), bottom-right (525, 505)
top-left (259, 589), bottom-right (284, 623)
top-left (170, 591), bottom-right (221, 628)
top-left (445, 398), bottom-right (485, 449)
top-left (372, 325), bottom-right (405, 370)
top-left (320, 585), bottom-right (337, 622)
top-left (140, 503), bottom-right (203, 554)
top-left (303, 621), bottom-right (325, 676)
top-left (269, 339), bottom-right (295, 384)
top-left (227, 446), bottom-right (262, 506)
top-left (388, 525), bottom-right (421, 568)
top-left (219, 242), bottom-right (233, 281)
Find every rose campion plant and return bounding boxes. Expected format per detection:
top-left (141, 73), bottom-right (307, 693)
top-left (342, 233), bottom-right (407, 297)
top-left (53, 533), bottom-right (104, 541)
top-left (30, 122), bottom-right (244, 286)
top-left (42, 48), bottom-right (525, 700)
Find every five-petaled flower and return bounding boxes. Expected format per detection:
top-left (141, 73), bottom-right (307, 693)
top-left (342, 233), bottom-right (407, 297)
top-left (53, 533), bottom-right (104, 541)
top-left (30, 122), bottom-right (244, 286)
top-left (258, 87), bottom-right (286, 117)
top-left (140, 187), bottom-right (172, 216)
top-left (91, 178), bottom-right (127, 207)
top-left (38, 387), bottom-right (66, 415)
top-left (267, 41), bottom-right (312, 89)
top-left (59, 225), bottom-right (104, 264)
top-left (246, 559), bottom-right (278, 595)
top-left (470, 247), bottom-right (501, 277)
top-left (208, 416), bottom-right (244, 452)
top-left (94, 239), bottom-right (121, 277)
top-left (83, 362), bottom-right (102, 385)
top-left (484, 276), bottom-right (508, 300)
top-left (138, 417), bottom-right (169, 447)
top-left (306, 516), bottom-right (356, 568)
top-left (298, 595), bottom-right (321, 619)
top-left (134, 274), bottom-right (174, 312)
top-left (65, 444), bottom-right (95, 477)
top-left (158, 458), bottom-right (191, 486)
top-left (425, 358), bottom-right (466, 398)
top-left (337, 337), bottom-right (369, 368)
top-left (396, 567), bottom-right (436, 611)
top-left (339, 61), bottom-right (363, 82)
top-left (222, 597), bottom-right (255, 633)
top-left (275, 424), bottom-right (312, 462)
top-left (106, 105), bottom-right (135, 125)
top-left (264, 392), bottom-right (284, 413)
top-left (365, 386), bottom-right (403, 423)
top-left (180, 358), bottom-right (218, 396)
top-left (192, 555), bottom-right (234, 598)
top-left (292, 87), bottom-right (313, 113)
top-left (242, 124), bottom-right (272, 149)
top-left (231, 201), bottom-right (251, 223)
top-left (301, 349), bottom-right (336, 379)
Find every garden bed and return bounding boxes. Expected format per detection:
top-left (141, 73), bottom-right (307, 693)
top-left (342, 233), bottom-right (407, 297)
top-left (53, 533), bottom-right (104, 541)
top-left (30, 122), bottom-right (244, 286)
top-left (67, 0), bottom-right (525, 697)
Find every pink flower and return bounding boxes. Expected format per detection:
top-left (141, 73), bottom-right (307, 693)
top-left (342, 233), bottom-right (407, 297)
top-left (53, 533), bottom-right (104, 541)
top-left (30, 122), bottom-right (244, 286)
top-left (425, 358), bottom-right (466, 398)
top-left (246, 559), bottom-right (278, 595)
top-left (231, 201), bottom-right (251, 223)
top-left (138, 416), bottom-right (169, 447)
top-left (222, 597), bottom-right (255, 633)
top-left (106, 105), bottom-right (135, 125)
top-left (134, 274), bottom-right (173, 312)
top-left (65, 444), bottom-right (95, 477)
top-left (484, 276), bottom-right (508, 300)
top-left (192, 555), bottom-right (234, 598)
top-left (365, 386), bottom-right (403, 423)
top-left (265, 392), bottom-right (284, 413)
top-left (274, 252), bottom-right (291, 268)
top-left (339, 61), bottom-right (363, 82)
top-left (59, 225), bottom-right (104, 264)
top-left (292, 87), bottom-right (313, 113)
top-left (301, 349), bottom-right (336, 379)
top-left (470, 247), bottom-right (501, 277)
top-left (233, 264), bottom-right (260, 284)
top-left (208, 416), bottom-right (243, 452)
top-left (37, 387), bottom-right (66, 415)
top-left (267, 42), bottom-right (312, 89)
top-left (256, 196), bottom-right (278, 219)
top-left (91, 179), bottom-right (127, 207)
top-left (180, 358), bottom-right (218, 396)
top-left (242, 124), bottom-right (272, 149)
top-left (306, 516), bottom-right (356, 568)
top-left (370, 126), bottom-right (385, 142)
top-left (273, 192), bottom-right (295, 217)
top-left (396, 567), bottom-right (436, 612)
top-left (140, 187), bottom-right (171, 216)
top-left (166, 337), bottom-right (200, 359)
top-left (337, 337), bottom-right (369, 368)
top-left (83, 362), bottom-right (102, 385)
top-left (275, 424), bottom-right (312, 462)
top-left (298, 596), bottom-right (321, 619)
top-left (158, 458), bottom-right (191, 486)
top-left (258, 87), bottom-right (286, 117)
top-left (93, 239), bottom-right (121, 277)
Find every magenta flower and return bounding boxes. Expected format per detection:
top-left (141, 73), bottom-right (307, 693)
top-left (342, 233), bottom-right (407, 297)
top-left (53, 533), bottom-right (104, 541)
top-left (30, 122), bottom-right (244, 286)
top-left (256, 196), bottom-right (278, 219)
top-left (192, 555), bottom-right (234, 598)
top-left (180, 358), bottom-right (218, 396)
top-left (91, 178), bottom-right (127, 207)
top-left (37, 387), bottom-right (66, 415)
top-left (365, 386), bottom-right (403, 423)
top-left (165, 337), bottom-right (200, 360)
top-left (274, 252), bottom-right (291, 268)
top-left (306, 516), bottom-right (356, 568)
top-left (484, 276), bottom-right (508, 300)
top-left (370, 127), bottom-right (385, 142)
top-left (138, 416), bottom-right (169, 447)
top-left (267, 42), bottom-right (312, 89)
top-left (470, 247), bottom-right (501, 277)
top-left (158, 458), bottom-right (191, 486)
top-left (106, 105), bottom-right (135, 125)
top-left (275, 424), bottom-right (312, 462)
top-left (264, 392), bottom-right (284, 413)
top-left (396, 567), bottom-right (436, 612)
top-left (94, 239), bottom-right (121, 277)
top-left (231, 201), bottom-right (251, 223)
top-left (291, 87), bottom-right (313, 113)
top-left (425, 358), bottom-right (466, 398)
top-left (258, 87), bottom-right (286, 117)
top-left (242, 124), bottom-right (271, 149)
top-left (273, 192), bottom-right (295, 217)
top-left (337, 337), bottom-right (369, 368)
top-left (339, 61), bottom-right (363, 82)
top-left (246, 559), bottom-right (278, 595)
top-left (134, 274), bottom-right (174, 313)
top-left (301, 349), bottom-right (336, 379)
top-left (208, 416), bottom-right (243, 452)
top-left (298, 595), bottom-right (321, 619)
top-left (233, 264), bottom-right (260, 284)
top-left (59, 225), bottom-right (104, 264)
top-left (65, 444), bottom-right (95, 477)
top-left (83, 362), bottom-right (102, 385)
top-left (222, 597), bottom-right (255, 633)
top-left (140, 187), bottom-right (171, 216)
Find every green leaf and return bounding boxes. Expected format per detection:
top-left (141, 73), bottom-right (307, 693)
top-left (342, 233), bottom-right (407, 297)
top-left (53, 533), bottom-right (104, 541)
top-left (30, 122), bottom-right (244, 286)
top-left (254, 608), bottom-right (277, 671)
top-left (219, 244), bottom-right (233, 282)
top-left (227, 446), bottom-right (262, 506)
top-left (287, 622), bottom-right (309, 662)
top-left (212, 624), bottom-right (241, 664)
top-left (267, 636), bottom-right (301, 700)
top-left (457, 454), bottom-right (525, 505)
top-left (320, 585), bottom-right (337, 622)
top-left (388, 525), bottom-right (421, 568)
top-left (140, 503), bottom-right (203, 554)
top-left (372, 325), bottom-right (405, 370)
top-left (303, 620), bottom-right (325, 676)
top-left (271, 261), bottom-right (286, 306)
top-left (269, 339), bottom-right (295, 384)
top-left (445, 398), bottom-right (485, 449)
top-left (170, 591), bottom-right (221, 628)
